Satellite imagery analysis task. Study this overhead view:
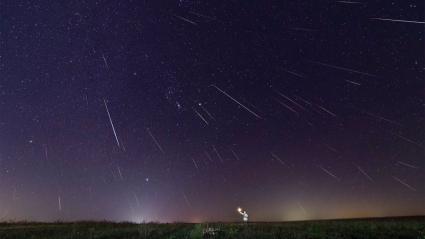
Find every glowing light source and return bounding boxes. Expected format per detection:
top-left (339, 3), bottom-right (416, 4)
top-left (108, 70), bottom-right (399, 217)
top-left (237, 207), bottom-right (248, 222)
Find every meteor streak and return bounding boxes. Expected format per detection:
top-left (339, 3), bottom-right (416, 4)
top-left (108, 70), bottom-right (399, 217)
top-left (193, 109), bottom-right (209, 125)
top-left (397, 161), bottom-right (419, 169)
top-left (316, 104), bottom-right (337, 117)
top-left (182, 192), bottom-right (192, 208)
top-left (297, 202), bottom-right (307, 215)
top-left (101, 54), bottom-right (109, 69)
top-left (146, 128), bottom-right (165, 154)
top-left (336, 1), bottom-right (362, 4)
top-left (283, 69), bottom-right (305, 78)
top-left (296, 96), bottom-right (312, 106)
top-left (212, 145), bottom-right (224, 163)
top-left (173, 15), bottom-right (198, 25)
top-left (308, 60), bottom-right (376, 77)
top-left (58, 196), bottom-right (62, 211)
top-left (275, 90), bottom-right (306, 110)
top-left (230, 149), bottom-right (241, 161)
top-left (370, 18), bottom-right (425, 24)
top-left (117, 166), bottom-right (124, 180)
top-left (104, 99), bottom-right (120, 148)
top-left (204, 151), bottom-right (213, 162)
top-left (274, 98), bottom-right (299, 115)
top-left (323, 144), bottom-right (338, 153)
top-left (199, 104), bottom-right (215, 120)
top-left (392, 133), bottom-right (423, 148)
top-left (191, 158), bottom-right (199, 171)
top-left (189, 11), bottom-right (216, 20)
top-left (344, 79), bottom-right (361, 85)
top-left (356, 165), bottom-right (373, 182)
top-left (133, 193), bottom-right (140, 207)
top-left (44, 144), bottom-right (49, 160)
top-left (318, 166), bottom-right (340, 181)
top-left (393, 176), bottom-right (416, 191)
top-left (211, 85), bottom-right (262, 119)
top-left (271, 152), bottom-right (287, 166)
top-left (365, 112), bottom-right (402, 126)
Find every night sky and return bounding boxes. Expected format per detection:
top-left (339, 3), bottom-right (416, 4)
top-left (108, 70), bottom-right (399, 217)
top-left (1, 0), bottom-right (424, 222)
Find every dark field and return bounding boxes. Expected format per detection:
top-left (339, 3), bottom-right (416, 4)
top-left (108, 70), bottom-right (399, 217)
top-left (0, 216), bottom-right (423, 239)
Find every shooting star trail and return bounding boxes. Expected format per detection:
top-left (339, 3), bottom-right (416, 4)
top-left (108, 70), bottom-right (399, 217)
top-left (397, 161), bottom-right (419, 169)
top-left (370, 18), bottom-right (425, 24)
top-left (318, 166), bottom-right (340, 181)
top-left (297, 202), bottom-right (307, 215)
top-left (58, 196), bottom-right (62, 211)
top-left (392, 133), bottom-right (423, 148)
top-left (308, 60), bottom-right (376, 77)
top-left (344, 79), bottom-right (361, 85)
top-left (271, 152), bottom-right (287, 166)
top-left (199, 104), bottom-right (215, 120)
top-left (204, 151), bottom-right (213, 162)
top-left (182, 192), bottom-right (192, 208)
top-left (365, 112), bottom-right (401, 126)
top-left (393, 176), bottom-right (416, 191)
top-left (356, 165), bottom-right (373, 182)
top-left (202, 157), bottom-right (209, 167)
top-left (230, 149), bottom-right (241, 161)
top-left (193, 109), bottom-right (209, 125)
top-left (173, 15), bottom-right (198, 25)
top-left (275, 90), bottom-right (306, 110)
top-left (323, 144), bottom-right (338, 153)
top-left (189, 11), bottom-right (216, 20)
top-left (121, 141), bottom-right (127, 152)
top-left (191, 158), bottom-right (199, 171)
top-left (104, 99), bottom-right (120, 148)
top-left (274, 98), bottom-right (299, 115)
top-left (211, 85), bottom-right (262, 119)
top-left (110, 168), bottom-right (117, 180)
top-left (336, 1), bottom-right (362, 4)
top-left (44, 144), bottom-right (49, 160)
top-left (146, 128), bottom-right (165, 154)
top-left (12, 187), bottom-right (17, 201)
top-left (316, 104), bottom-right (337, 117)
top-left (212, 145), bottom-right (224, 163)
top-left (288, 27), bottom-right (317, 32)
top-left (133, 192), bottom-right (140, 207)
top-left (117, 166), bottom-right (124, 180)
top-left (84, 94), bottom-right (89, 107)
top-left (283, 69), bottom-right (305, 78)
top-left (296, 96), bottom-right (312, 106)
top-left (101, 54), bottom-right (109, 69)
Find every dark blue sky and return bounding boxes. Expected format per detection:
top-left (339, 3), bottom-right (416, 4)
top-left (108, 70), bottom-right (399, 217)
top-left (0, 0), bottom-right (423, 222)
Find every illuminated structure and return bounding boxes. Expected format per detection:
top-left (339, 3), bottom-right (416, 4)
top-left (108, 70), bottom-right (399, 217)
top-left (237, 207), bottom-right (248, 222)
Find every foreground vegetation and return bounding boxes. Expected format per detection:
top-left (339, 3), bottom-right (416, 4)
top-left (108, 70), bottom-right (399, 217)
top-left (0, 216), bottom-right (423, 239)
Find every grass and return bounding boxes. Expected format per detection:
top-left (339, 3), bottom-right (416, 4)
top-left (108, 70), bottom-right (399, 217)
top-left (0, 216), bottom-right (423, 239)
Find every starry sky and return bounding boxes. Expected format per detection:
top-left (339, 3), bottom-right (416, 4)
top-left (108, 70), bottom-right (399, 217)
top-left (0, 0), bottom-right (424, 222)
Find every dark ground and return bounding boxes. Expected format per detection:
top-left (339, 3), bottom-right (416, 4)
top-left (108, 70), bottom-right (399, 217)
top-left (0, 216), bottom-right (423, 239)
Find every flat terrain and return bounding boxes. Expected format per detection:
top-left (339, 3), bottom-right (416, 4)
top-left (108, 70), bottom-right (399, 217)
top-left (0, 216), bottom-right (423, 239)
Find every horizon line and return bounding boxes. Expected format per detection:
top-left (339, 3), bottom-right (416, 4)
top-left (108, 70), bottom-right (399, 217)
top-left (1, 215), bottom-right (424, 224)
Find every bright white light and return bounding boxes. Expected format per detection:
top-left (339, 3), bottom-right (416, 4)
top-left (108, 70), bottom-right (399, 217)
top-left (237, 207), bottom-right (248, 222)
